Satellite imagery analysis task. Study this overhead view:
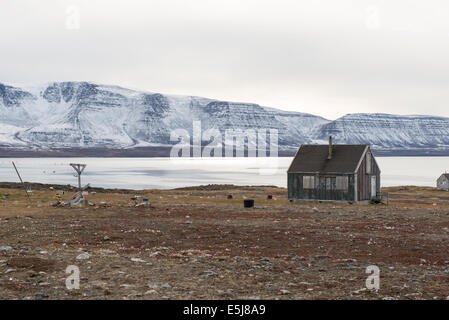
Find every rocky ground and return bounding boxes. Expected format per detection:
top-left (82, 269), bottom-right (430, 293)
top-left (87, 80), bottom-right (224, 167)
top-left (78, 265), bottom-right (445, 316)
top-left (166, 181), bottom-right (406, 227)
top-left (0, 183), bottom-right (448, 300)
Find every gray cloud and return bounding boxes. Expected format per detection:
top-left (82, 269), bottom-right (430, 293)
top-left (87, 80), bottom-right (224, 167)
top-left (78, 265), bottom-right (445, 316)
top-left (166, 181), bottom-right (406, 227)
top-left (1, 0), bottom-right (448, 119)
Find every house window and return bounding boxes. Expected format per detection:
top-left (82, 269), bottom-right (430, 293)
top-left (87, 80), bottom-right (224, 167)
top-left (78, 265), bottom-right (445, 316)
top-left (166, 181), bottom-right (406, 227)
top-left (336, 176), bottom-right (348, 191)
top-left (303, 176), bottom-right (315, 189)
top-left (366, 152), bottom-right (372, 174)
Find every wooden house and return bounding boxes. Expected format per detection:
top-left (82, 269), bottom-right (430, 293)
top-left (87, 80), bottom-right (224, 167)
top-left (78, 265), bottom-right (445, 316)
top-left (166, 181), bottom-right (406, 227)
top-left (287, 137), bottom-right (381, 203)
top-left (437, 174), bottom-right (449, 191)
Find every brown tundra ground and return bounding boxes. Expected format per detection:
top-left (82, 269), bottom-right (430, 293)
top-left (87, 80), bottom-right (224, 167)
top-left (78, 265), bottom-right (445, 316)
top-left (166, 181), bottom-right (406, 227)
top-left (0, 182), bottom-right (448, 300)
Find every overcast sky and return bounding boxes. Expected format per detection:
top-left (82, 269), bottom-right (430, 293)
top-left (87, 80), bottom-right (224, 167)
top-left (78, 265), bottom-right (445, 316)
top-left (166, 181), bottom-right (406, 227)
top-left (1, 0), bottom-right (448, 119)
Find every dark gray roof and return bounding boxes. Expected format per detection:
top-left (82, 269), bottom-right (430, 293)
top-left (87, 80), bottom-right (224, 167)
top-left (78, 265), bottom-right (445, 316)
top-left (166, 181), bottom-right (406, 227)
top-left (441, 173), bottom-right (449, 180)
top-left (288, 144), bottom-right (368, 173)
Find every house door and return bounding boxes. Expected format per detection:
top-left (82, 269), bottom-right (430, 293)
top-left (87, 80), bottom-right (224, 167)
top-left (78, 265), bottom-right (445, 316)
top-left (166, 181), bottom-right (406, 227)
top-left (371, 176), bottom-right (376, 199)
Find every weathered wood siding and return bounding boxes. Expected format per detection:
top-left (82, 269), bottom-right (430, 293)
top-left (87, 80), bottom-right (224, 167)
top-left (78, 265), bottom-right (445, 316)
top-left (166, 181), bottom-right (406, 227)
top-left (288, 173), bottom-right (355, 202)
top-left (356, 150), bottom-right (381, 201)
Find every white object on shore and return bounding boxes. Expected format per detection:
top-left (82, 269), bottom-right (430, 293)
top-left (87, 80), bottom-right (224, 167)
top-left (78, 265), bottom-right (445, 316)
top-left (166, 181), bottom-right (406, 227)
top-left (76, 253), bottom-right (90, 260)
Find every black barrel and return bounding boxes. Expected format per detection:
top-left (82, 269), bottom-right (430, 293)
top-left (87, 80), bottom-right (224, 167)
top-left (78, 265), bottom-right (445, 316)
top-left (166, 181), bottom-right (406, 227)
top-left (243, 199), bottom-right (254, 208)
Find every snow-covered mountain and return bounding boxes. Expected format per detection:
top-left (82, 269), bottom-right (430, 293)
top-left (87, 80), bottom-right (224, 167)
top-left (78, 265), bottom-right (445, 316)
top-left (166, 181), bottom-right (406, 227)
top-left (315, 113), bottom-right (449, 152)
top-left (1, 81), bottom-right (449, 155)
top-left (0, 82), bottom-right (328, 152)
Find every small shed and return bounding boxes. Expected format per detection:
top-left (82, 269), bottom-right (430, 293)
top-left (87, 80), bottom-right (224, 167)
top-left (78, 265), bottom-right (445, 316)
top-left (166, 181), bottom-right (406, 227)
top-left (287, 137), bottom-right (381, 203)
top-left (437, 174), bottom-right (449, 191)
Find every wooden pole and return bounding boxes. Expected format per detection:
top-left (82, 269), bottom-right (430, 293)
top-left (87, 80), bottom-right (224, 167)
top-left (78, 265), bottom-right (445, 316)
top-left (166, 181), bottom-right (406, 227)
top-left (70, 163), bottom-right (86, 195)
top-left (12, 161), bottom-right (31, 202)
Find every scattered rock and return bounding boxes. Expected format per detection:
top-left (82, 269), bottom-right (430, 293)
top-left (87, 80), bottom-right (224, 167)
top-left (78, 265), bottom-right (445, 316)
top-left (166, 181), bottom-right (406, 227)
top-left (200, 270), bottom-right (218, 277)
top-left (148, 282), bottom-right (171, 289)
top-left (76, 253), bottom-right (90, 260)
top-left (314, 255), bottom-right (331, 260)
top-left (145, 289), bottom-right (158, 295)
top-left (0, 246), bottom-right (12, 251)
top-left (38, 282), bottom-right (51, 286)
top-left (352, 288), bottom-right (367, 294)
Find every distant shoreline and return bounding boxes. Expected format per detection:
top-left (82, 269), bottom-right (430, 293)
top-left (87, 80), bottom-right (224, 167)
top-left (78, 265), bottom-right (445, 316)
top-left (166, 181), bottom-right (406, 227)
top-left (0, 181), bottom-right (286, 193)
top-left (1, 147), bottom-right (449, 157)
top-left (0, 181), bottom-right (439, 193)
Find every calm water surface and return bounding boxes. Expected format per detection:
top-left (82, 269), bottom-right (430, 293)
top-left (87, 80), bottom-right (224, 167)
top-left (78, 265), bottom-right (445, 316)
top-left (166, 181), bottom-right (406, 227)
top-left (0, 157), bottom-right (447, 190)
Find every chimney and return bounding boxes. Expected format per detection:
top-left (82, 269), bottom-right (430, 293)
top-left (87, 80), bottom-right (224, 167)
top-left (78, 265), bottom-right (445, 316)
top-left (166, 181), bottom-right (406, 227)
top-left (328, 136), bottom-right (333, 159)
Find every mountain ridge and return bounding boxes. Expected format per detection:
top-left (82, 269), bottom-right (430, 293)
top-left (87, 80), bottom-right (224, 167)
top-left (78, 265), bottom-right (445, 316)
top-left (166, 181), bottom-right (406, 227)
top-left (1, 81), bottom-right (449, 156)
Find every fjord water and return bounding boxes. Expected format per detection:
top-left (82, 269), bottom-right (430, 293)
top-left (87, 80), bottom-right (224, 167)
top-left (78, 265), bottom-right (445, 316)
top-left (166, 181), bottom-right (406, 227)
top-left (0, 157), bottom-right (447, 190)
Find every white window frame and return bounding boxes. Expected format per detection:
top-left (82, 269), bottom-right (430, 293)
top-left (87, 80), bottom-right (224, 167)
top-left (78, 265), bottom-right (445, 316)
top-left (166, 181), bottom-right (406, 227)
top-left (366, 152), bottom-right (372, 174)
top-left (303, 176), bottom-right (315, 189)
top-left (336, 176), bottom-right (348, 191)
